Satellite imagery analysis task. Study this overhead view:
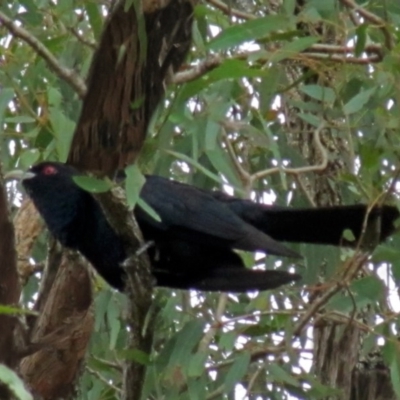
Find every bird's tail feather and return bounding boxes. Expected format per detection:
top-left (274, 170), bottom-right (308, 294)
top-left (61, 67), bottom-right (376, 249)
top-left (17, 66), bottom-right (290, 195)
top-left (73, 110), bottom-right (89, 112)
top-left (241, 204), bottom-right (399, 247)
top-left (154, 269), bottom-right (300, 292)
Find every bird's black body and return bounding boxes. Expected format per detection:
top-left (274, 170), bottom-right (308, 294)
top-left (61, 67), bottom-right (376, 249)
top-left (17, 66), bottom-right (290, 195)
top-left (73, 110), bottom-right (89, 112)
top-left (19, 162), bottom-right (399, 292)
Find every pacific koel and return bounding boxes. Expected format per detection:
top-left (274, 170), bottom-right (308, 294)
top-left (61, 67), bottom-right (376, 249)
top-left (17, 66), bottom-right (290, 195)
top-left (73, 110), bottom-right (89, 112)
top-left (9, 162), bottom-right (399, 292)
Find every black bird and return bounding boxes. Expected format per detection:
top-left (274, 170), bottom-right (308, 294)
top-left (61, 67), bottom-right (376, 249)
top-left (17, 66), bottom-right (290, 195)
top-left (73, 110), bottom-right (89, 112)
top-left (7, 162), bottom-right (399, 292)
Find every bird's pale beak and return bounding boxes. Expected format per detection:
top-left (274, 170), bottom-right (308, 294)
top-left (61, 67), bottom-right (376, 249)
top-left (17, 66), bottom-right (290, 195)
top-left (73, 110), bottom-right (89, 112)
top-left (4, 170), bottom-right (36, 181)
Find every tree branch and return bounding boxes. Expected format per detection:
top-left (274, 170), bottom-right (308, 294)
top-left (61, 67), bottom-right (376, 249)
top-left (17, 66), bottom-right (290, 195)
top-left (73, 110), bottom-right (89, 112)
top-left (206, 0), bottom-right (255, 20)
top-left (251, 122), bottom-right (328, 182)
top-left (0, 11), bottom-right (87, 98)
top-left (339, 0), bottom-right (392, 50)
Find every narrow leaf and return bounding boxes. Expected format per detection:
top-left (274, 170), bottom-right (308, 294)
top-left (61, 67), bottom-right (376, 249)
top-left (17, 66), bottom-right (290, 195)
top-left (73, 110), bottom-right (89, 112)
top-left (73, 176), bottom-right (113, 193)
top-left (208, 15), bottom-right (290, 51)
top-left (224, 353), bottom-right (251, 392)
top-left (125, 164), bottom-right (146, 209)
top-left (343, 87), bottom-right (376, 114)
top-left (0, 364), bottom-right (33, 400)
top-left (137, 198), bottom-right (161, 222)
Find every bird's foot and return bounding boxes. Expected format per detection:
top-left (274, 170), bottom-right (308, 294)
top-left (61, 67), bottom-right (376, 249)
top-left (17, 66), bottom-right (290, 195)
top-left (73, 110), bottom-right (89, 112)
top-left (122, 240), bottom-right (154, 268)
top-left (135, 240), bottom-right (155, 256)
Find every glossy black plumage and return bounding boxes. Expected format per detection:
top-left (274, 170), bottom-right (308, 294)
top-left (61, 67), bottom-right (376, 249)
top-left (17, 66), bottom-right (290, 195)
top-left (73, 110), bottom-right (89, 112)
top-left (18, 162), bottom-right (399, 292)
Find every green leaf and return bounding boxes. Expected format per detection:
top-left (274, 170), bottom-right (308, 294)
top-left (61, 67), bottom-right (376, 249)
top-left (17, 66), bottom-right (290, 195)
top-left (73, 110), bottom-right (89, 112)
top-left (206, 149), bottom-right (241, 188)
top-left (355, 24), bottom-right (368, 57)
top-left (73, 176), bottom-right (113, 193)
top-left (119, 348), bottom-right (150, 365)
top-left (208, 15), bottom-right (290, 51)
top-left (107, 299), bottom-right (121, 350)
top-left (269, 363), bottom-right (300, 386)
top-left (0, 88), bottom-right (14, 125)
top-left (224, 353), bottom-right (250, 392)
top-left (218, 331), bottom-right (237, 352)
top-left (137, 198), bottom-right (161, 222)
top-left (342, 229), bottom-right (355, 241)
top-left (328, 276), bottom-right (383, 312)
top-left (164, 150), bottom-right (224, 185)
top-left (86, 2), bottom-right (103, 39)
top-left (283, 0), bottom-right (296, 15)
top-left (270, 36), bottom-right (319, 63)
top-left (48, 107), bottom-right (76, 162)
top-left (373, 244), bottom-right (400, 281)
top-left (47, 87), bottom-right (62, 107)
top-left (4, 116), bottom-right (36, 124)
top-left (178, 59), bottom-right (268, 101)
top-left (167, 320), bottom-right (205, 368)
top-left (352, 276), bottom-right (383, 302)
top-left (297, 112), bottom-right (321, 127)
top-left (0, 305), bottom-right (37, 316)
top-left (187, 377), bottom-right (207, 400)
top-left (132, 0), bottom-right (147, 63)
top-left (0, 364), bottom-right (33, 400)
top-left (19, 149), bottom-right (40, 169)
top-left (387, 342), bottom-right (400, 398)
top-left (188, 352), bottom-right (207, 377)
top-left (206, 59), bottom-right (268, 80)
top-left (125, 164), bottom-right (146, 209)
top-left (300, 84), bottom-right (336, 103)
top-left (94, 290), bottom-right (112, 331)
top-left (343, 87), bottom-right (376, 114)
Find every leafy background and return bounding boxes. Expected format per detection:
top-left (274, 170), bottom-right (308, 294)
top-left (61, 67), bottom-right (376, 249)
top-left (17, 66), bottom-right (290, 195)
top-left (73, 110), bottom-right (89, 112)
top-left (2, 0), bottom-right (400, 398)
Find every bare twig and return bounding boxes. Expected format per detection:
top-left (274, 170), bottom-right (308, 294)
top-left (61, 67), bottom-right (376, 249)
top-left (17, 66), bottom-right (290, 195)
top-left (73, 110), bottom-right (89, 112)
top-left (172, 55), bottom-right (222, 84)
top-left (302, 53), bottom-right (381, 64)
top-left (0, 11), bottom-right (87, 98)
top-left (198, 293), bottom-right (228, 352)
top-left (294, 175), bottom-right (316, 207)
top-left (67, 27), bottom-right (97, 50)
top-left (251, 122), bottom-right (328, 182)
top-left (172, 42), bottom-right (383, 85)
top-left (91, 355), bottom-right (123, 372)
top-left (206, 384), bottom-right (227, 400)
top-left (307, 43), bottom-right (382, 55)
top-left (87, 367), bottom-right (122, 394)
top-left (206, 0), bottom-right (255, 20)
top-left (221, 129), bottom-right (251, 188)
top-left (339, 0), bottom-right (392, 50)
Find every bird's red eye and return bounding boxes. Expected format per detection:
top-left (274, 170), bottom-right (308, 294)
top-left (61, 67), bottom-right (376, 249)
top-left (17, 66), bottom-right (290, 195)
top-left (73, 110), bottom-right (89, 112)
top-left (42, 165), bottom-right (58, 176)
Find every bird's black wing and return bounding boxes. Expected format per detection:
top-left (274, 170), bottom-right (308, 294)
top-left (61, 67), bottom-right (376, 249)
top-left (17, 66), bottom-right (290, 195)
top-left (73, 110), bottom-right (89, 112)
top-left (137, 176), bottom-right (300, 258)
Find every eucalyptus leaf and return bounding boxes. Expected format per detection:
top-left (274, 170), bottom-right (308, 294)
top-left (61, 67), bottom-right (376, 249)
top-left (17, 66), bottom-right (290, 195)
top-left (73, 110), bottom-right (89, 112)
top-left (73, 176), bottom-right (113, 193)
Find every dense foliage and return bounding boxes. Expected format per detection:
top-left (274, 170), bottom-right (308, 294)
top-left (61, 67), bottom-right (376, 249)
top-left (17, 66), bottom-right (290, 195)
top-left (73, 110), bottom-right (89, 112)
top-left (1, 0), bottom-right (400, 398)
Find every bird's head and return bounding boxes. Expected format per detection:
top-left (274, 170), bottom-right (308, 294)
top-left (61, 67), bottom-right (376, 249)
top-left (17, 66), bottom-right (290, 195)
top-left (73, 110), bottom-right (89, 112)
top-left (6, 162), bottom-right (88, 243)
top-left (6, 161), bottom-right (79, 197)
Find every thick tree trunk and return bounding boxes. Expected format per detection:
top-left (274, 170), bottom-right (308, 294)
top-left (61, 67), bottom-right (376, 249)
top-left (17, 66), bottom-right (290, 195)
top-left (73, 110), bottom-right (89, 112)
top-left (19, 251), bottom-right (94, 399)
top-left (0, 164), bottom-right (21, 399)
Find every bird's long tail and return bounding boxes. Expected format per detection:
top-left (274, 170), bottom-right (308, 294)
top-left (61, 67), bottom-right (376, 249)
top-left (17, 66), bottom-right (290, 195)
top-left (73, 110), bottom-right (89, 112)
top-left (238, 204), bottom-right (399, 246)
top-left (153, 269), bottom-right (300, 292)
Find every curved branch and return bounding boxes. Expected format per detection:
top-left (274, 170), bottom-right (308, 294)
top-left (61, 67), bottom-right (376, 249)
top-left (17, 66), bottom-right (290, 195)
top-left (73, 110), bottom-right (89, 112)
top-left (198, 293), bottom-right (228, 352)
top-left (251, 122), bottom-right (328, 182)
top-left (0, 11), bottom-right (87, 98)
top-left (172, 55), bottom-right (222, 84)
top-left (172, 42), bottom-right (383, 85)
top-left (221, 128), bottom-right (251, 188)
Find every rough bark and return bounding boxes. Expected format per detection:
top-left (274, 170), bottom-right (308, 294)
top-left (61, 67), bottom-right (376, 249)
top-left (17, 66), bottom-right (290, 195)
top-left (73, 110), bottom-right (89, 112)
top-left (68, 0), bottom-right (194, 175)
top-left (95, 189), bottom-right (154, 400)
top-left (19, 251), bottom-right (94, 400)
top-left (14, 199), bottom-right (43, 285)
top-left (0, 164), bottom-right (21, 399)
